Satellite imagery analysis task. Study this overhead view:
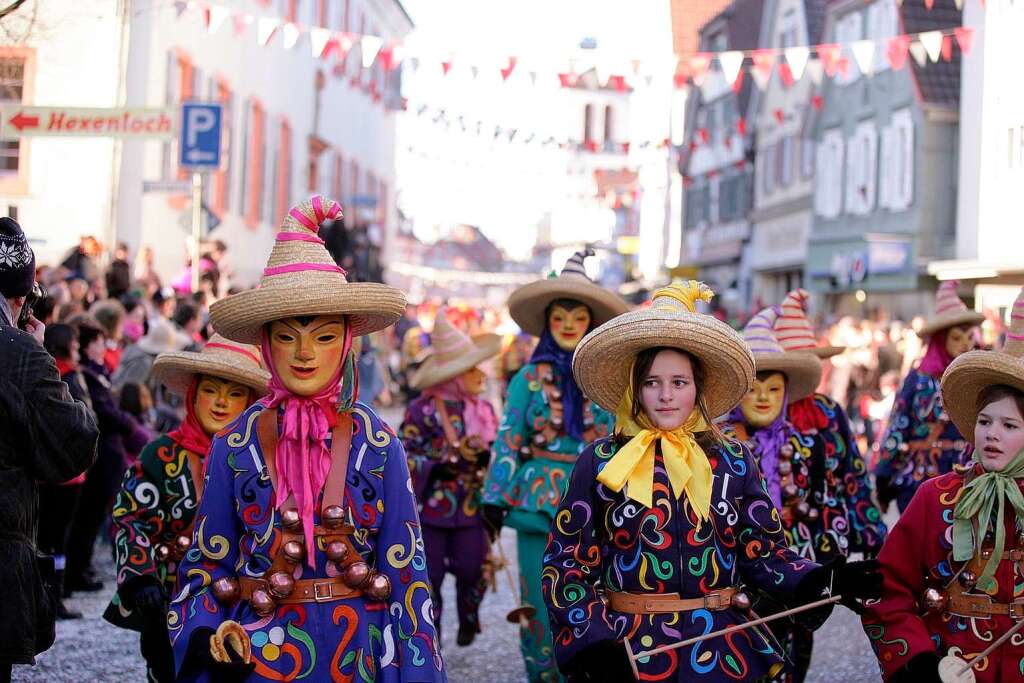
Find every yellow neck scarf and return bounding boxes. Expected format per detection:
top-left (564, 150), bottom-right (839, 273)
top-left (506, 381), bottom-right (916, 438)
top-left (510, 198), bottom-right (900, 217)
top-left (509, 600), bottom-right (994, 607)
top-left (596, 382), bottom-right (713, 518)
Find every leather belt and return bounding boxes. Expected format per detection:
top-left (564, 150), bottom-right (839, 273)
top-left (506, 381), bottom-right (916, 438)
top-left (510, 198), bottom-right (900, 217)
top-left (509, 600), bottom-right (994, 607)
top-left (948, 592), bottom-right (1024, 620)
top-left (239, 576), bottom-right (362, 605)
top-left (607, 588), bottom-right (738, 614)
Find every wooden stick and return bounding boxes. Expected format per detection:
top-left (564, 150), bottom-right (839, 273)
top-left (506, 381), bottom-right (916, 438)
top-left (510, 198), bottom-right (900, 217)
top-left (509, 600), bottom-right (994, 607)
top-left (959, 617), bottom-right (1024, 674)
top-left (629, 595), bottom-right (842, 661)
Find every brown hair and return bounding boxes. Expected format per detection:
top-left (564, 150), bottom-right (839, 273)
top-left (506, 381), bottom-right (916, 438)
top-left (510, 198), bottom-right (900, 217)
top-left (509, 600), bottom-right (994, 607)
top-left (977, 384), bottom-right (1024, 423)
top-left (617, 346), bottom-right (726, 447)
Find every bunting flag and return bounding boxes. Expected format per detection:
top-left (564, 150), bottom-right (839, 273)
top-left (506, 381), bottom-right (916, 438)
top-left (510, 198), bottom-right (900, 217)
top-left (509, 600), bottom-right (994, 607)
top-left (954, 27), bottom-right (975, 55)
top-left (851, 39), bottom-right (876, 76)
top-left (784, 46), bottom-right (809, 81)
top-left (309, 27), bottom-right (332, 59)
top-left (690, 53), bottom-right (712, 84)
top-left (818, 43), bottom-right (841, 77)
top-left (805, 58), bottom-right (824, 86)
top-left (751, 49), bottom-right (775, 89)
top-left (909, 40), bottom-right (928, 67)
top-left (919, 30), bottom-right (943, 63)
top-left (361, 35), bottom-right (383, 68)
top-left (887, 35), bottom-right (911, 71)
top-left (256, 17), bottom-right (279, 47)
top-left (718, 51), bottom-right (745, 87)
top-left (205, 4), bottom-right (230, 34)
top-left (281, 22), bottom-right (300, 50)
top-left (500, 56), bottom-right (518, 81)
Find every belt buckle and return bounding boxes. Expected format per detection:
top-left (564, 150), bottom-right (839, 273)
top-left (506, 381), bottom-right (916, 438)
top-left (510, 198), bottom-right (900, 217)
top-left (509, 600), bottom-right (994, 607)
top-left (704, 592), bottom-right (723, 610)
top-left (313, 581), bottom-right (334, 602)
top-left (1010, 603), bottom-right (1024, 620)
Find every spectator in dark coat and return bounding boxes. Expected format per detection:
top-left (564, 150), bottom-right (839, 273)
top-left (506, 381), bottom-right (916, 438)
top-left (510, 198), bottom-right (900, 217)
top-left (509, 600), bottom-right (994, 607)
top-left (104, 243), bottom-right (132, 300)
top-left (0, 218), bottom-right (98, 681)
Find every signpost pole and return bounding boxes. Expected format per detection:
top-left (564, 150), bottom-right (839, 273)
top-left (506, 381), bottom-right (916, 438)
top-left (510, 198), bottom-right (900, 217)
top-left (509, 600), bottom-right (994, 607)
top-left (191, 172), bottom-right (202, 294)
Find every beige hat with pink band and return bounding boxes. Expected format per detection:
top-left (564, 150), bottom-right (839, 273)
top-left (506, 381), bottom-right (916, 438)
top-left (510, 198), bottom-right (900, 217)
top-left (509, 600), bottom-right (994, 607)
top-left (774, 288), bottom-right (844, 359)
top-left (409, 306), bottom-right (501, 390)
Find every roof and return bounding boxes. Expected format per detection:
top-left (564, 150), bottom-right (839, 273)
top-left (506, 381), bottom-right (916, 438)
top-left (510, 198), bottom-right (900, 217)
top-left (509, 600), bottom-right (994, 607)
top-left (900, 0), bottom-right (961, 109)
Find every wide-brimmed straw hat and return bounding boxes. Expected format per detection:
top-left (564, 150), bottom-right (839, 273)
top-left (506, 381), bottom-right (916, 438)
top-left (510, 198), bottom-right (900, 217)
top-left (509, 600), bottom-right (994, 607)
top-left (941, 288), bottom-right (1024, 437)
top-left (151, 333), bottom-right (270, 397)
top-left (508, 248), bottom-right (628, 337)
top-left (210, 196), bottom-right (406, 345)
top-left (918, 279), bottom-right (985, 338)
top-left (743, 306), bottom-right (821, 403)
top-left (572, 281), bottom-right (754, 419)
top-left (409, 306), bottom-right (501, 391)
top-left (137, 319), bottom-right (192, 355)
top-left (774, 288), bottom-right (844, 359)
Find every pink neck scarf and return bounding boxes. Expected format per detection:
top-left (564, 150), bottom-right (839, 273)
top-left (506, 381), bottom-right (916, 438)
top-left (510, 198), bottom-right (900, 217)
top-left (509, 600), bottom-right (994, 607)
top-left (259, 323), bottom-right (353, 564)
top-left (423, 378), bottom-right (498, 444)
top-left (917, 330), bottom-right (953, 378)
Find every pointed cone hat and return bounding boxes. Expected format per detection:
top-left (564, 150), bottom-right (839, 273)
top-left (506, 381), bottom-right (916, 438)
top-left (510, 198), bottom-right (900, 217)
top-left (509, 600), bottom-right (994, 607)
top-left (409, 306), bottom-right (501, 391)
top-left (774, 288), bottom-right (844, 358)
top-left (507, 248), bottom-right (629, 337)
top-left (942, 287), bottom-right (1024, 437)
top-left (918, 279), bottom-right (985, 338)
top-left (742, 306), bottom-right (821, 403)
top-left (572, 281), bottom-right (754, 419)
top-left (210, 196), bottom-right (406, 345)
top-left (151, 333), bottom-right (270, 397)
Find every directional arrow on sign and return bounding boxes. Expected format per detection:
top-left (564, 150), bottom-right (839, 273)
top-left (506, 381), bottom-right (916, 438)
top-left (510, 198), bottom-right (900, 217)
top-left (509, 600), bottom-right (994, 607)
top-left (185, 149), bottom-right (216, 163)
top-left (9, 112), bottom-right (39, 131)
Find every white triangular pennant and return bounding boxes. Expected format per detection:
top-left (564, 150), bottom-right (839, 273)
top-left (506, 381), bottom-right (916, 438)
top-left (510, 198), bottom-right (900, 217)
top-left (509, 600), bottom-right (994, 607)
top-left (309, 27), bottom-right (331, 58)
top-left (207, 5), bottom-right (230, 34)
top-left (718, 51), bottom-right (744, 86)
top-left (909, 40), bottom-right (928, 67)
top-left (954, 0), bottom-right (963, 8)
top-left (919, 31), bottom-right (943, 63)
top-left (751, 64), bottom-right (770, 90)
top-left (784, 46), bottom-right (809, 81)
top-left (282, 23), bottom-right (300, 50)
top-left (805, 59), bottom-right (824, 86)
top-left (256, 17), bottom-right (279, 46)
top-left (361, 35), bottom-right (383, 68)
top-left (851, 39), bottom-right (876, 76)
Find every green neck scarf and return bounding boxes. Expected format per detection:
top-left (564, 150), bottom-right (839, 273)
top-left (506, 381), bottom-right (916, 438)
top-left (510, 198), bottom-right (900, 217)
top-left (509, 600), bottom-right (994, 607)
top-left (952, 448), bottom-right (1024, 593)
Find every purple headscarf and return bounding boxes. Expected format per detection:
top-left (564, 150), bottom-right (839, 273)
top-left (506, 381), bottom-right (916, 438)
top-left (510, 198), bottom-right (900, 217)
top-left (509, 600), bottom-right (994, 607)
top-left (729, 391), bottom-right (794, 510)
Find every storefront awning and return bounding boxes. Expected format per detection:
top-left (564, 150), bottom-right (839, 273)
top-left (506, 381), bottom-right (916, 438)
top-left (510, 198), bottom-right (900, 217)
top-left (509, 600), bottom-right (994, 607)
top-left (927, 260), bottom-right (1024, 285)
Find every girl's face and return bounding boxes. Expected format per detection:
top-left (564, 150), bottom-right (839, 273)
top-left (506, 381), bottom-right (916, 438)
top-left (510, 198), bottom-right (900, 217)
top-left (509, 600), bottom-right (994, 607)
top-left (975, 395), bottom-right (1024, 472)
top-left (193, 375), bottom-right (252, 436)
top-left (548, 304), bottom-right (591, 351)
top-left (268, 316), bottom-right (347, 396)
top-left (457, 367), bottom-right (487, 395)
top-left (741, 372), bottom-right (787, 428)
top-left (945, 325), bottom-right (977, 359)
top-left (84, 335), bottom-right (106, 365)
top-left (639, 349), bottom-right (698, 431)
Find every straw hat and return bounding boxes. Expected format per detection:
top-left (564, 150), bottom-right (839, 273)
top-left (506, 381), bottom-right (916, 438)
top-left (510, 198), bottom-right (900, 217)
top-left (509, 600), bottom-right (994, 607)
top-left (151, 333), bottom-right (270, 398)
top-left (918, 279), bottom-right (985, 338)
top-left (507, 248), bottom-right (628, 337)
top-left (742, 306), bottom-right (821, 403)
top-left (774, 288), bottom-right (844, 358)
top-left (409, 307), bottom-right (501, 391)
top-left (941, 288), bottom-right (1024, 438)
top-left (210, 196), bottom-right (406, 345)
top-left (572, 281), bottom-right (754, 419)
top-left (137, 319), bottom-right (192, 355)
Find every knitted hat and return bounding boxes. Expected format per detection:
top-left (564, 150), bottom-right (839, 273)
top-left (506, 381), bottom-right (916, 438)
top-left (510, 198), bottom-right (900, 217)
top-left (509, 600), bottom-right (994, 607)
top-left (0, 217), bottom-right (35, 299)
top-left (742, 306), bottom-right (821, 403)
top-left (409, 307), bottom-right (501, 390)
top-left (942, 288), bottom-right (1024, 437)
top-left (210, 196), bottom-right (406, 344)
top-left (774, 289), bottom-right (844, 358)
top-left (507, 248), bottom-right (629, 337)
top-left (152, 333), bottom-right (271, 397)
top-left (918, 280), bottom-right (984, 338)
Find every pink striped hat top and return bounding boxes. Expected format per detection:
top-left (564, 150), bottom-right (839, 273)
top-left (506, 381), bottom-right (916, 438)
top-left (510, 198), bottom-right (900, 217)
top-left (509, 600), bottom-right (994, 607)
top-left (743, 307), bottom-right (785, 355)
top-left (919, 279), bottom-right (985, 337)
top-left (934, 279), bottom-right (970, 316)
top-left (774, 289), bottom-right (816, 352)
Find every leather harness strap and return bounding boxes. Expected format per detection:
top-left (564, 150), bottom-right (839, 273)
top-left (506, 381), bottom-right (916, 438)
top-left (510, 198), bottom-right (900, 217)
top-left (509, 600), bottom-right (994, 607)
top-left (239, 576), bottom-right (361, 604)
top-left (607, 588), bottom-right (739, 614)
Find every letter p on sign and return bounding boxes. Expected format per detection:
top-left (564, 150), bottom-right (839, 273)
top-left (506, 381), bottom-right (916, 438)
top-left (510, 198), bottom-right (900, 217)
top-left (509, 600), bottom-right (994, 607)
top-left (179, 102), bottom-right (222, 171)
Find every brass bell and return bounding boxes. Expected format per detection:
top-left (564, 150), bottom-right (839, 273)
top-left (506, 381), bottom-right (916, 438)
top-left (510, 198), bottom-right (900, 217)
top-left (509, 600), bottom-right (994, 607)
top-left (280, 508), bottom-right (301, 530)
top-left (326, 540), bottom-right (349, 563)
top-left (175, 535), bottom-right (192, 553)
top-left (282, 540), bottom-right (305, 563)
top-left (959, 570), bottom-right (978, 591)
top-left (154, 544), bottom-right (171, 562)
top-left (211, 577), bottom-right (240, 605)
top-left (365, 572), bottom-right (392, 600)
top-left (794, 502), bottom-right (811, 518)
top-left (267, 571), bottom-right (295, 599)
top-left (250, 587), bottom-right (277, 616)
top-left (342, 561), bottom-right (372, 589)
top-left (780, 444), bottom-right (794, 458)
top-left (322, 505), bottom-right (346, 529)
top-left (777, 460), bottom-right (792, 476)
top-left (805, 507), bottom-right (820, 523)
top-left (922, 587), bottom-right (948, 613)
top-left (730, 591), bottom-right (752, 611)
top-left (783, 483), bottom-right (799, 499)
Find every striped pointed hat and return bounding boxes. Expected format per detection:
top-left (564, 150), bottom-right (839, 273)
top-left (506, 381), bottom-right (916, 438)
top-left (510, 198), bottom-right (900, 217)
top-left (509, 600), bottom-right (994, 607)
top-left (210, 196), bottom-right (406, 344)
top-left (742, 306), bottom-right (821, 403)
top-left (941, 288), bottom-right (1024, 437)
top-left (918, 280), bottom-right (984, 338)
top-left (410, 306), bottom-right (501, 390)
top-left (151, 333), bottom-right (270, 397)
top-left (774, 289), bottom-right (844, 359)
top-left (507, 248), bottom-right (629, 337)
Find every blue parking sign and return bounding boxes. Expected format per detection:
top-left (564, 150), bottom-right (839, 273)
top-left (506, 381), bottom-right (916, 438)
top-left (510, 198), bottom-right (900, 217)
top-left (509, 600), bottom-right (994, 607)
top-left (179, 102), bottom-right (222, 170)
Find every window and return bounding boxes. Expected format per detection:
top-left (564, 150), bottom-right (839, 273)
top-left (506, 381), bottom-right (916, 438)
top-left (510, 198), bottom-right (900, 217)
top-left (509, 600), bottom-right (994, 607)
top-left (211, 79), bottom-right (233, 217)
top-left (889, 108), bottom-right (914, 210)
top-left (779, 136), bottom-right (793, 187)
top-left (800, 138), bottom-right (814, 179)
top-left (583, 104), bottom-right (594, 143)
top-left (0, 57), bottom-right (25, 177)
top-left (845, 121), bottom-right (877, 215)
top-left (317, 0), bottom-right (329, 26)
top-left (779, 9), bottom-right (799, 48)
top-left (709, 175), bottom-right (720, 224)
top-left (815, 129), bottom-right (844, 218)
top-left (834, 11), bottom-right (864, 85)
top-left (243, 99), bottom-right (266, 228)
top-left (274, 119), bottom-right (292, 225)
top-left (603, 105), bottom-right (614, 145)
top-left (163, 50), bottom-right (195, 181)
top-left (762, 142), bottom-right (775, 195)
top-left (867, 0), bottom-right (898, 72)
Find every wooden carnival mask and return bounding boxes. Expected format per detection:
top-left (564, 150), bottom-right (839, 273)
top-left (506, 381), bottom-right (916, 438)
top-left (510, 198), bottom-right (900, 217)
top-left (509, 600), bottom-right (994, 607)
top-left (268, 315), bottom-right (347, 396)
top-left (548, 303), bottom-right (591, 352)
top-left (194, 374), bottom-right (253, 436)
top-left (741, 371), bottom-right (786, 428)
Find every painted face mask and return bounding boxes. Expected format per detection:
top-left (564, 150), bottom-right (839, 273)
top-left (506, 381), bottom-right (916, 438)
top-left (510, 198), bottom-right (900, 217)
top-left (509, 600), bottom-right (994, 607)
top-left (194, 375), bottom-right (253, 435)
top-left (548, 304), bottom-right (591, 352)
top-left (741, 371), bottom-right (787, 428)
top-left (945, 324), bottom-right (977, 359)
top-left (268, 316), bottom-right (347, 397)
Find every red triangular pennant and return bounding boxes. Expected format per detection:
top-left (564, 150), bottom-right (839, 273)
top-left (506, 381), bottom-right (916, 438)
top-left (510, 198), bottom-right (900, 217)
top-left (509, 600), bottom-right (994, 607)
top-left (779, 61), bottom-right (794, 88)
top-left (441, 60), bottom-right (452, 75)
top-left (941, 35), bottom-right (953, 62)
top-left (731, 70), bottom-right (745, 94)
top-left (607, 75), bottom-right (627, 92)
top-left (673, 72), bottom-right (688, 89)
top-left (690, 52), bottom-right (712, 82)
top-left (558, 72), bottom-right (579, 88)
top-left (817, 44), bottom-right (841, 77)
top-left (887, 35), bottom-right (910, 71)
top-left (955, 27), bottom-right (975, 56)
top-left (925, 0), bottom-right (935, 7)
top-left (773, 109), bottom-right (785, 124)
top-left (752, 49), bottom-right (775, 82)
top-left (500, 56), bottom-right (518, 81)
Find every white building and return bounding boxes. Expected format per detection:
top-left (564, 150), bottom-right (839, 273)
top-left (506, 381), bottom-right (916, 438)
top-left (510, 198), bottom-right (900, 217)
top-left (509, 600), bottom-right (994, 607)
top-left (0, 0), bottom-right (411, 285)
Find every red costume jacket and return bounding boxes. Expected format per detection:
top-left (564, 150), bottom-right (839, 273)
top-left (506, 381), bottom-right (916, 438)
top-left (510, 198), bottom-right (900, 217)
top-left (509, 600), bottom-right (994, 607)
top-left (861, 466), bottom-right (1024, 682)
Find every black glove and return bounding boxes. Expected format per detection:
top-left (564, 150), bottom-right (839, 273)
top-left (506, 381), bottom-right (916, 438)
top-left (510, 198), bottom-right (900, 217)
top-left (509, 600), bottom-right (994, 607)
top-left (132, 580), bottom-right (167, 619)
top-left (797, 556), bottom-right (883, 617)
top-left (184, 627), bottom-right (255, 683)
top-left (887, 651), bottom-right (942, 683)
top-left (563, 639), bottom-right (634, 682)
top-left (430, 461), bottom-right (458, 482)
top-left (481, 504), bottom-right (507, 542)
top-left (875, 476), bottom-right (896, 510)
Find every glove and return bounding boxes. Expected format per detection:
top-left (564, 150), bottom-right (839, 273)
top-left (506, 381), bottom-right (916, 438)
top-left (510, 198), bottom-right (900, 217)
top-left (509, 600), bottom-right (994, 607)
top-left (874, 476), bottom-right (896, 510)
top-left (430, 461), bottom-right (458, 482)
top-left (797, 556), bottom-right (883, 617)
top-left (563, 639), bottom-right (634, 682)
top-left (481, 504), bottom-right (507, 542)
top-left (887, 651), bottom-right (942, 683)
top-left (184, 627), bottom-right (255, 683)
top-left (132, 581), bottom-right (167, 619)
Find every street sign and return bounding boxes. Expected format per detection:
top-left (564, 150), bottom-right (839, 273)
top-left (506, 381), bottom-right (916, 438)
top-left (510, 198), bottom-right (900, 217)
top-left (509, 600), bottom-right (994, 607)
top-left (142, 179), bottom-right (191, 193)
top-left (179, 102), bottom-right (222, 171)
top-left (0, 106), bottom-right (176, 140)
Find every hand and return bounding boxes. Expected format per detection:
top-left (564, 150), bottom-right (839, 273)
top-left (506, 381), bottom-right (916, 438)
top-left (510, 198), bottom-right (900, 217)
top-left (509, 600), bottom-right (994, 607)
top-left (132, 581), bottom-right (167, 619)
top-left (481, 504), bottom-right (507, 542)
top-left (24, 314), bottom-right (44, 344)
top-left (563, 639), bottom-right (634, 682)
top-left (887, 651), bottom-right (942, 683)
top-left (798, 556), bottom-right (883, 616)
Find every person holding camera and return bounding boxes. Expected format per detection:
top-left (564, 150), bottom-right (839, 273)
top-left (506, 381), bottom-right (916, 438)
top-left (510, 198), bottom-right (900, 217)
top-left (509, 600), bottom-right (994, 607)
top-left (0, 217), bottom-right (98, 682)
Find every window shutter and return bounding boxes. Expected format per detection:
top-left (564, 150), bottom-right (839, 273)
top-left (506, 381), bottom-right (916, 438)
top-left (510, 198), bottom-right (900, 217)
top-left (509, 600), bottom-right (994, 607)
top-left (878, 124), bottom-right (892, 210)
top-left (831, 131), bottom-right (845, 218)
top-left (862, 122), bottom-right (877, 212)
top-left (845, 133), bottom-right (860, 215)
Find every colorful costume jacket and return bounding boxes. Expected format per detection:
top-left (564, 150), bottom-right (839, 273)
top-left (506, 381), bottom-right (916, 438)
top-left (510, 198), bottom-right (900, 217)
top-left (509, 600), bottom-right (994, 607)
top-left (169, 402), bottom-right (446, 683)
top-left (401, 395), bottom-right (494, 528)
top-left (543, 437), bottom-right (817, 682)
top-left (876, 369), bottom-right (971, 511)
top-left (862, 467), bottom-right (1024, 682)
top-left (104, 434), bottom-right (203, 631)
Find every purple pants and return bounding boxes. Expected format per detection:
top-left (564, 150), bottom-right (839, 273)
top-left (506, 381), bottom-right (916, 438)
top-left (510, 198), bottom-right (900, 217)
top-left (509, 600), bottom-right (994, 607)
top-left (422, 523), bottom-right (488, 635)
